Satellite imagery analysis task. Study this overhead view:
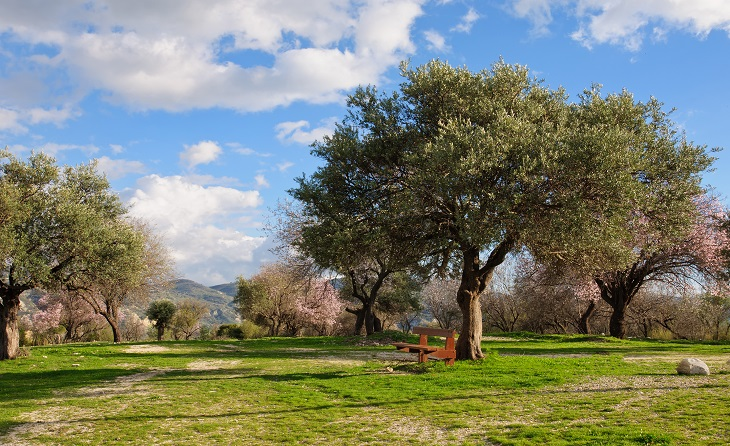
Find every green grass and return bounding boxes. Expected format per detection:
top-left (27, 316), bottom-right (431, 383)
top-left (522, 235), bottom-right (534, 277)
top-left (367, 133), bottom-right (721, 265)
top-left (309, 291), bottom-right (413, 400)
top-left (1, 334), bottom-right (729, 445)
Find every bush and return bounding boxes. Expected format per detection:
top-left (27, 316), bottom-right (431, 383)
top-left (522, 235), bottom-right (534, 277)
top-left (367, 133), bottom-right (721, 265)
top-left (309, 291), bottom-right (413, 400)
top-left (216, 322), bottom-right (265, 340)
top-left (240, 320), bottom-right (265, 339)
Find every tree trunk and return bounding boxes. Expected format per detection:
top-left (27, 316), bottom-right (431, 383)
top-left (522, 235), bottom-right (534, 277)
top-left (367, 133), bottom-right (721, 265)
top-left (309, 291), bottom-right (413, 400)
top-left (157, 325), bottom-right (164, 341)
top-left (364, 303), bottom-right (376, 335)
top-left (373, 314), bottom-right (382, 333)
top-left (349, 307), bottom-right (365, 335)
top-left (608, 299), bottom-right (629, 338)
top-left (109, 318), bottom-right (121, 343)
top-left (349, 302), bottom-right (382, 336)
top-left (455, 239), bottom-right (514, 360)
top-left (596, 277), bottom-right (634, 339)
top-left (578, 300), bottom-right (597, 334)
top-left (1, 291), bottom-right (22, 360)
top-left (456, 286), bottom-right (484, 360)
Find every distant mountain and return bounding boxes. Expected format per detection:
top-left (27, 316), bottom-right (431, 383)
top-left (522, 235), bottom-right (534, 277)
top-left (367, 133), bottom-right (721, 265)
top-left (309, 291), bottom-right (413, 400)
top-left (19, 279), bottom-right (241, 327)
top-left (210, 282), bottom-right (237, 297)
top-left (147, 279), bottom-right (240, 325)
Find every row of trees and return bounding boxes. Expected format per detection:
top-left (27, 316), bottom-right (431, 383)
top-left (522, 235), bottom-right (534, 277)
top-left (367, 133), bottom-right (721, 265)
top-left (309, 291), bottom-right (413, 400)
top-left (232, 257), bottom-right (730, 342)
top-left (1, 150), bottom-right (174, 360)
top-left (279, 59), bottom-right (724, 360)
top-left (147, 298), bottom-right (210, 341)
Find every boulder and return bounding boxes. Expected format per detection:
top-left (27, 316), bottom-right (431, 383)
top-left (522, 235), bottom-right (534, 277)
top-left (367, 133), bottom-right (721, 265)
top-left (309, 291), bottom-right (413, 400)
top-left (677, 358), bottom-right (710, 375)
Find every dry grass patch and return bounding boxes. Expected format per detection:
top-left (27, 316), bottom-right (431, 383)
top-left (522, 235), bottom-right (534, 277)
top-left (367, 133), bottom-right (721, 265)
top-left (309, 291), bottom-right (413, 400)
top-left (123, 344), bottom-right (170, 354)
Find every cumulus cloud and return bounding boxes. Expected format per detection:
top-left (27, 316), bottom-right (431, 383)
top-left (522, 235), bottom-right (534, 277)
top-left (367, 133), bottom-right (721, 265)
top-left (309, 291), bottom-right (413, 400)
top-left (0, 108), bottom-right (24, 133)
top-left (424, 30), bottom-right (450, 52)
top-left (124, 174), bottom-right (265, 284)
top-left (510, 0), bottom-right (730, 50)
top-left (275, 118), bottom-right (337, 145)
top-left (95, 156), bottom-right (146, 180)
top-left (0, 0), bottom-right (426, 112)
top-left (0, 105), bottom-right (79, 133)
top-left (254, 174), bottom-right (270, 189)
top-left (180, 140), bottom-right (223, 169)
top-left (452, 8), bottom-right (480, 33)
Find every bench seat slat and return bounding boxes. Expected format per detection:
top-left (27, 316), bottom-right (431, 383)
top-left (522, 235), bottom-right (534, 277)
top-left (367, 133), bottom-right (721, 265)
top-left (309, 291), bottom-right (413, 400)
top-left (391, 326), bottom-right (457, 366)
top-left (392, 342), bottom-right (440, 353)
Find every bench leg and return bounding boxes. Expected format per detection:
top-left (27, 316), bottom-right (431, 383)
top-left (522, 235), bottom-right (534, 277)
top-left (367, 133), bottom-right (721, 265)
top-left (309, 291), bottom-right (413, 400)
top-left (418, 351), bottom-right (427, 363)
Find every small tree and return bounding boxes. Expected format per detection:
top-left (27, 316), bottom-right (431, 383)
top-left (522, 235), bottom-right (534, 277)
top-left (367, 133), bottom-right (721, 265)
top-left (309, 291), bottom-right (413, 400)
top-left (171, 299), bottom-right (209, 340)
top-left (235, 263), bottom-right (345, 336)
top-left (147, 299), bottom-right (176, 341)
top-left (71, 220), bottom-right (175, 343)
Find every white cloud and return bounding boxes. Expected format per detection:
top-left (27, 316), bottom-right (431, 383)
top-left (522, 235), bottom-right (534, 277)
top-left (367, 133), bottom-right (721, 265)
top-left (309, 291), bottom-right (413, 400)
top-left (26, 106), bottom-right (80, 126)
top-left (0, 0), bottom-right (426, 112)
top-left (38, 142), bottom-right (99, 156)
top-left (424, 30), bottom-right (449, 52)
top-left (277, 161), bottom-right (294, 172)
top-left (124, 174), bottom-right (265, 284)
top-left (0, 108), bottom-right (24, 133)
top-left (95, 156), bottom-right (146, 180)
top-left (510, 0), bottom-right (557, 37)
top-left (180, 140), bottom-right (223, 169)
top-left (254, 174), bottom-right (270, 189)
top-left (0, 105), bottom-right (79, 133)
top-left (109, 144), bottom-right (125, 154)
top-left (510, 0), bottom-right (730, 50)
top-left (452, 8), bottom-right (480, 33)
top-left (275, 118), bottom-right (337, 145)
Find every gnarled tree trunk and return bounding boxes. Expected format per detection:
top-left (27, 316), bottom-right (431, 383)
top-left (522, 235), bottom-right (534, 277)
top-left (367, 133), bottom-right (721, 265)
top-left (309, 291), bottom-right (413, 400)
top-left (596, 277), bottom-right (637, 339)
top-left (1, 290), bottom-right (23, 360)
top-left (578, 300), bottom-right (597, 334)
top-left (455, 238), bottom-right (515, 360)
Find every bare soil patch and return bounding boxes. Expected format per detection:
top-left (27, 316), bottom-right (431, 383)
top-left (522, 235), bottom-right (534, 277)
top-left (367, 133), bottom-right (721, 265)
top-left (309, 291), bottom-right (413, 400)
top-left (124, 344), bottom-right (170, 354)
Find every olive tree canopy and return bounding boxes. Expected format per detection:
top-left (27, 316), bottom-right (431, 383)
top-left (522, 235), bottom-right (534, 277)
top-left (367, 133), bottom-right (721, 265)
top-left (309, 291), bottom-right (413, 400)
top-left (292, 60), bottom-right (713, 360)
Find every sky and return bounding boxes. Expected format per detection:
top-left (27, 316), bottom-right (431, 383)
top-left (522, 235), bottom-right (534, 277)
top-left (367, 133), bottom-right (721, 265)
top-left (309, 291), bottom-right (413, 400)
top-left (1, 0), bottom-right (729, 285)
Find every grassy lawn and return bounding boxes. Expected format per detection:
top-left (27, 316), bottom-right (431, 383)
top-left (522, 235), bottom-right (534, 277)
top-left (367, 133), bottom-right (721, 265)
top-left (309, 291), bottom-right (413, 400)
top-left (1, 333), bottom-right (729, 445)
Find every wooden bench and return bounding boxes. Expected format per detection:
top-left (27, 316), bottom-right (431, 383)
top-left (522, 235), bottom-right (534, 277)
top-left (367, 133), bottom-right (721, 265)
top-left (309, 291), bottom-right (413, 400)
top-left (392, 326), bottom-right (456, 366)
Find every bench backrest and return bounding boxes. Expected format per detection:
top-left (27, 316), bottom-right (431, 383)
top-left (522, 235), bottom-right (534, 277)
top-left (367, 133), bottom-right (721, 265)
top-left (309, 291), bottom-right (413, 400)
top-left (412, 326), bottom-right (456, 338)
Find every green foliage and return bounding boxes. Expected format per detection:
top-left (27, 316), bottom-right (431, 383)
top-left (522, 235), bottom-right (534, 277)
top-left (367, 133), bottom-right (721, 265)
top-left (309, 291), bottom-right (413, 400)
top-left (215, 321), bottom-right (264, 339)
top-left (1, 151), bottom-right (138, 358)
top-left (171, 298), bottom-right (208, 340)
top-left (233, 275), bottom-right (266, 323)
top-left (146, 299), bottom-right (177, 325)
top-left (291, 59), bottom-right (715, 357)
top-left (146, 299), bottom-right (176, 340)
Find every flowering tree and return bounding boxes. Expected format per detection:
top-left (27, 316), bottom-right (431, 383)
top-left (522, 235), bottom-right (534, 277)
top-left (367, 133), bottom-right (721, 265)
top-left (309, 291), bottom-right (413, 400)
top-left (421, 278), bottom-right (461, 330)
top-left (295, 279), bottom-right (344, 336)
top-left (592, 195), bottom-right (728, 338)
top-left (33, 291), bottom-right (108, 343)
top-left (513, 257), bottom-right (602, 334)
top-left (236, 262), bottom-right (345, 336)
top-left (30, 294), bottom-right (63, 345)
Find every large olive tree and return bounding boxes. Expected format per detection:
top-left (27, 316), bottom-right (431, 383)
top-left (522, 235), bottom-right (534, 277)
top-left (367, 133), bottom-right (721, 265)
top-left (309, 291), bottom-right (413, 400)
top-left (293, 60), bottom-right (713, 360)
top-left (1, 151), bottom-right (127, 359)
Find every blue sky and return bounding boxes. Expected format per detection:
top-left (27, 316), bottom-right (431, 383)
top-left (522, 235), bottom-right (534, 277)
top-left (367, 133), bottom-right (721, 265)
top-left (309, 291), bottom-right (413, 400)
top-left (1, 0), bottom-right (729, 285)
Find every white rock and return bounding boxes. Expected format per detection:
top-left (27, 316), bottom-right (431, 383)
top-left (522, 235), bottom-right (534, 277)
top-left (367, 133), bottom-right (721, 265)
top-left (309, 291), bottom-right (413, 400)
top-left (677, 358), bottom-right (710, 375)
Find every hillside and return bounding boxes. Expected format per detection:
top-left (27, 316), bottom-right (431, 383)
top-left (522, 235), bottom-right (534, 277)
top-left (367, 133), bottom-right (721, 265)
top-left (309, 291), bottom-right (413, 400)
top-left (148, 279), bottom-right (239, 325)
top-left (19, 279), bottom-right (240, 327)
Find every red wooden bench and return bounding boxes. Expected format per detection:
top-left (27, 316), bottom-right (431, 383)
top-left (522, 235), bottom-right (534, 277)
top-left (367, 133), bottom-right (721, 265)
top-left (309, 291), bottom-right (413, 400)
top-left (392, 326), bottom-right (456, 366)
